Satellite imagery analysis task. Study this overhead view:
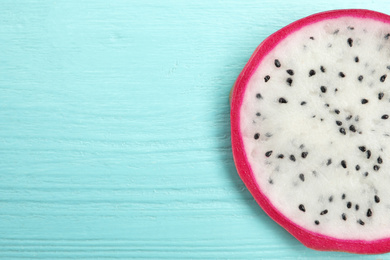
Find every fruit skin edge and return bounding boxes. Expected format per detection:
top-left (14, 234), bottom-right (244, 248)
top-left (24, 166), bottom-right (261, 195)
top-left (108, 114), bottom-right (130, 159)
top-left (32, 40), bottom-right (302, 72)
top-left (230, 9), bottom-right (390, 254)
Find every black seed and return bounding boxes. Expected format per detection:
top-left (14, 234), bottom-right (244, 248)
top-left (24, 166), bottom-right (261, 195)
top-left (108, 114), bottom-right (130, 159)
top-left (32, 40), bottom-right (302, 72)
top-left (364, 172), bottom-right (369, 177)
top-left (382, 114), bottom-right (389, 119)
top-left (334, 29), bottom-right (340, 34)
top-left (314, 220), bottom-right (320, 225)
top-left (329, 196), bottom-right (333, 202)
top-left (361, 99), bottom-right (369, 104)
top-left (254, 133), bottom-right (260, 140)
top-left (341, 160), bottom-right (347, 168)
top-left (340, 128), bottom-right (346, 135)
top-left (299, 173), bottom-right (305, 182)
top-left (355, 116), bottom-right (360, 122)
top-left (256, 93), bottom-right (262, 99)
top-left (327, 159), bottom-right (332, 166)
top-left (268, 179), bottom-right (273, 184)
top-left (385, 33), bottom-right (390, 39)
top-left (325, 103), bottom-right (329, 107)
top-left (301, 101), bottom-right (307, 106)
top-left (342, 194), bottom-right (346, 199)
top-left (349, 125), bottom-right (356, 132)
top-left (289, 155), bottom-right (296, 162)
top-left (355, 56), bottom-right (359, 62)
top-left (367, 150), bottom-right (371, 159)
top-left (335, 109), bottom-right (340, 114)
top-left (274, 59), bottom-right (281, 68)
top-left (373, 165), bottom-right (380, 171)
top-left (301, 152), bottom-right (308, 158)
top-left (378, 157), bottom-right (383, 164)
top-left (342, 213), bottom-right (347, 221)
top-left (380, 75), bottom-right (387, 82)
top-left (286, 69), bottom-right (294, 75)
top-left (286, 78), bottom-right (293, 86)
top-left (346, 115), bottom-right (352, 120)
top-left (310, 36), bottom-right (314, 40)
top-left (347, 202), bottom-right (352, 208)
top-left (339, 72), bottom-right (346, 78)
top-left (335, 121), bottom-right (342, 126)
top-left (359, 146), bottom-right (366, 152)
top-left (367, 209), bottom-right (372, 217)
top-left (387, 65), bottom-right (390, 70)
top-left (335, 88), bottom-right (338, 92)
top-left (309, 70), bottom-right (316, 77)
top-left (375, 195), bottom-right (380, 203)
top-left (379, 92), bottom-right (384, 100)
top-left (347, 38), bottom-right (353, 47)
top-left (355, 165), bottom-right (360, 171)
top-left (348, 26), bottom-right (354, 30)
top-left (355, 204), bottom-right (359, 211)
top-left (279, 97), bottom-right (287, 103)
top-left (299, 204), bottom-right (306, 212)
top-left (264, 75), bottom-right (270, 82)
top-left (265, 151), bottom-right (273, 157)
top-left (358, 219), bottom-right (365, 225)
top-left (320, 209), bottom-right (328, 215)
top-left (320, 66), bottom-right (326, 72)
top-left (320, 86), bottom-right (327, 93)
top-left (358, 75), bottom-right (363, 81)
top-left (256, 112), bottom-right (261, 117)
top-left (277, 154), bottom-right (284, 159)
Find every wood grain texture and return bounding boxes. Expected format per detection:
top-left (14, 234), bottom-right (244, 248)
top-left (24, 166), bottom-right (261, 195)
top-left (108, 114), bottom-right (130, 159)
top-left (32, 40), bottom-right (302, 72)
top-left (1, 0), bottom-right (390, 259)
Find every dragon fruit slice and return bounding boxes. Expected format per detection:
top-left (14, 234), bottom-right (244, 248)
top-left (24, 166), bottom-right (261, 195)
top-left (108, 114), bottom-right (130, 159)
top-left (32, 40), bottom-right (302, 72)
top-left (231, 9), bottom-right (390, 254)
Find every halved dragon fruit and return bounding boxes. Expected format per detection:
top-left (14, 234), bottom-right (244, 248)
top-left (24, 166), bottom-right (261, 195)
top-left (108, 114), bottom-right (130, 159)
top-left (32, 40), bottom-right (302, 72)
top-left (230, 9), bottom-right (390, 254)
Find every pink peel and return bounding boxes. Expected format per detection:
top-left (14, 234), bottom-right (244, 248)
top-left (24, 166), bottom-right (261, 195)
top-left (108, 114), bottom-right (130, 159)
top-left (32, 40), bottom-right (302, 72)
top-left (230, 9), bottom-right (390, 254)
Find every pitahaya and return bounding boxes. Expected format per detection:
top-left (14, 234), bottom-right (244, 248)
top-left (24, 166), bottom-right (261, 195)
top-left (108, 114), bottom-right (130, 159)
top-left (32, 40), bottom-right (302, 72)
top-left (230, 9), bottom-right (390, 254)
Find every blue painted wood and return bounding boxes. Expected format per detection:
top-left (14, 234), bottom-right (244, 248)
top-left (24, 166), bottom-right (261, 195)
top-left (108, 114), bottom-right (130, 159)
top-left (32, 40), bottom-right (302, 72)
top-left (1, 0), bottom-right (390, 258)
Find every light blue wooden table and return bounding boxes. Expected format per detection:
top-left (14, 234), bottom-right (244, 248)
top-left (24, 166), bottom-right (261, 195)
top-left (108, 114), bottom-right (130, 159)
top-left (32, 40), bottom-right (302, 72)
top-left (2, 0), bottom-right (390, 259)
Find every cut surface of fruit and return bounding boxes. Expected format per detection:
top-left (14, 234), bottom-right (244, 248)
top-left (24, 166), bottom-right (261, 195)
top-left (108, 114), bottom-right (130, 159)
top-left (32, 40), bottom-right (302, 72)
top-left (231, 9), bottom-right (390, 254)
